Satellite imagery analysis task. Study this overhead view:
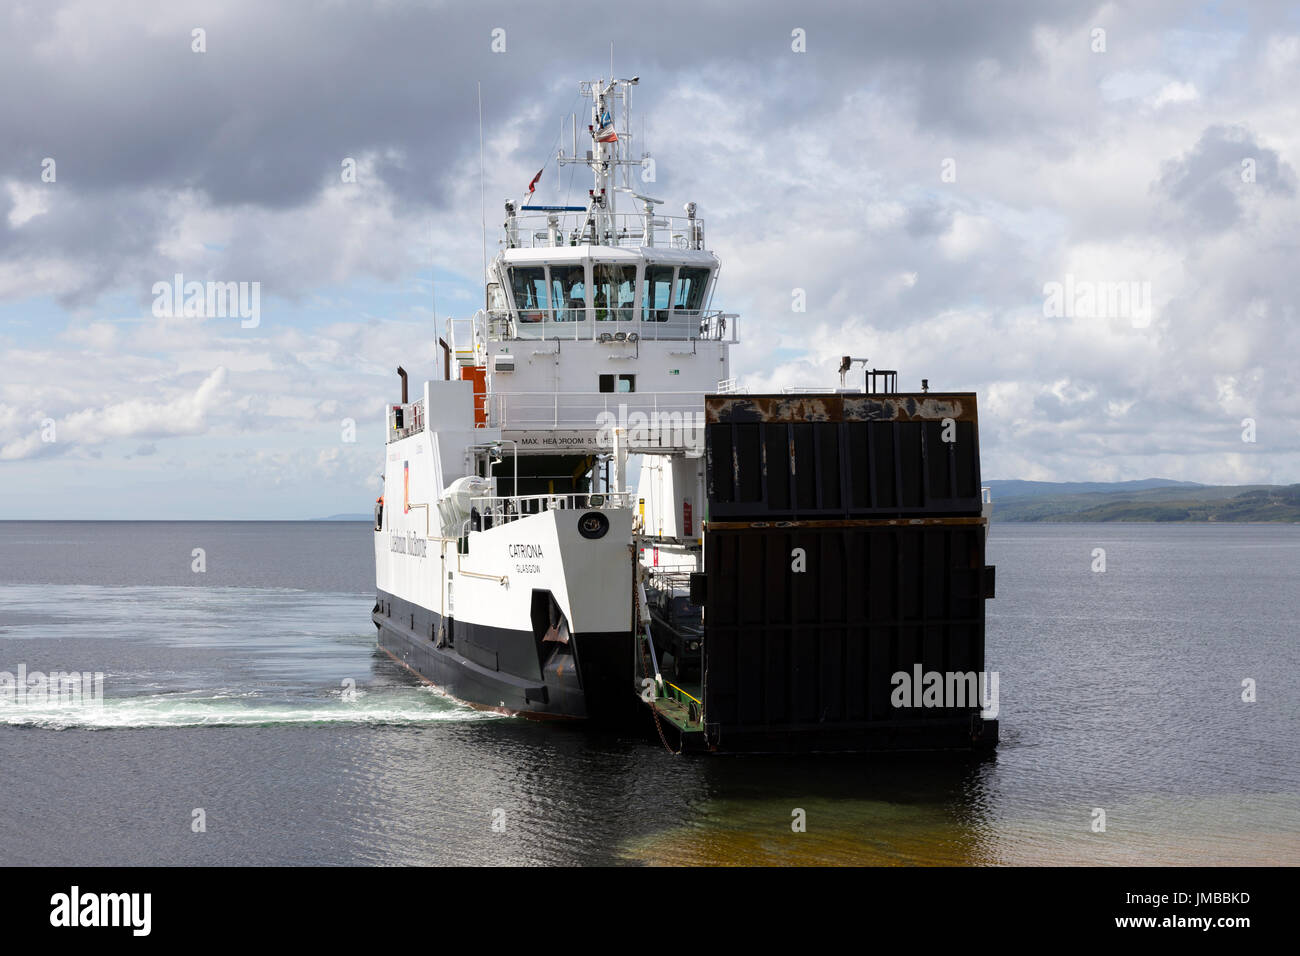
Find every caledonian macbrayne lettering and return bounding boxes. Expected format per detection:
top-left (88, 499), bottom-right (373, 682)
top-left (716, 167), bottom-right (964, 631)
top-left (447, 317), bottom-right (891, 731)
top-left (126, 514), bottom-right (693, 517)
top-left (389, 531), bottom-right (427, 557)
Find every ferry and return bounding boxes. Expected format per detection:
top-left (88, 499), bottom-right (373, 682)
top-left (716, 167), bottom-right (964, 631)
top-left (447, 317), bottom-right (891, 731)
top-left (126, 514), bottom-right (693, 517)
top-left (372, 75), bottom-right (998, 752)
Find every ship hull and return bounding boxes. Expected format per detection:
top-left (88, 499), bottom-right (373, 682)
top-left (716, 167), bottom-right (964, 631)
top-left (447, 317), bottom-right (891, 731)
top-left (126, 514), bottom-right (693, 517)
top-left (374, 588), bottom-right (635, 721)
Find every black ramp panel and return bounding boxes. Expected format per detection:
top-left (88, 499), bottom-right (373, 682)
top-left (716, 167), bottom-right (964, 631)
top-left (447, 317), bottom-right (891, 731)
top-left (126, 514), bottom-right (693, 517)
top-left (700, 393), bottom-right (994, 752)
top-left (701, 523), bottom-right (992, 749)
top-left (705, 393), bottom-right (982, 520)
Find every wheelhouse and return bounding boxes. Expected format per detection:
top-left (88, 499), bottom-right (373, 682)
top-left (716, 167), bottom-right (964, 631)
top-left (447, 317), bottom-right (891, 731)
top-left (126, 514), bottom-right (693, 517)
top-left (497, 247), bottom-right (720, 341)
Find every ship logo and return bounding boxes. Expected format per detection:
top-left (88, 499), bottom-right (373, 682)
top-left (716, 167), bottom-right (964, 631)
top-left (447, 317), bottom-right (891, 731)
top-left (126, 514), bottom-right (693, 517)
top-left (578, 511), bottom-right (609, 539)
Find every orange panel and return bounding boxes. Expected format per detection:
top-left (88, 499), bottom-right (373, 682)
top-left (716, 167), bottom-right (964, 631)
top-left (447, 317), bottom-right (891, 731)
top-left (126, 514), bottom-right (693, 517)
top-left (460, 366), bottom-right (487, 426)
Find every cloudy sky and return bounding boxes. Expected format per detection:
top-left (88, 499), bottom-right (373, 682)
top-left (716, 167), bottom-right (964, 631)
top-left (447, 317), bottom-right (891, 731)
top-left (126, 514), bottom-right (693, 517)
top-left (2, 0), bottom-right (1297, 518)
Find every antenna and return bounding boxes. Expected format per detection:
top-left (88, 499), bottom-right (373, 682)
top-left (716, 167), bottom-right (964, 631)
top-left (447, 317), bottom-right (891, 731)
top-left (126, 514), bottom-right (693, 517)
top-left (478, 81), bottom-right (487, 309)
top-left (622, 77), bottom-right (630, 190)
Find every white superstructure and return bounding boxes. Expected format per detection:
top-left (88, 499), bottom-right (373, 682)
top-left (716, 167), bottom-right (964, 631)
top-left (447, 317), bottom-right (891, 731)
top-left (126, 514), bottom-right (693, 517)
top-left (372, 75), bottom-right (730, 716)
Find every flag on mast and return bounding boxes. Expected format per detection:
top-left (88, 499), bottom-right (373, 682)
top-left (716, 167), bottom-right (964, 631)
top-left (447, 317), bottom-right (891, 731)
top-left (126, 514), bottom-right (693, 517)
top-left (527, 168), bottom-right (543, 195)
top-left (595, 110), bottom-right (618, 143)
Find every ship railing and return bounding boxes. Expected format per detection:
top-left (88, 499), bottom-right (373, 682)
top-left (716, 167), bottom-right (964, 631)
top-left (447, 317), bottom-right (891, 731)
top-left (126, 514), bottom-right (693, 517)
top-left (386, 398), bottom-right (426, 443)
top-left (446, 315), bottom-right (483, 368)
top-left (469, 491), bottom-right (636, 527)
top-left (643, 567), bottom-right (694, 593)
top-left (489, 391), bottom-right (706, 433)
top-left (503, 211), bottom-right (705, 251)
top-left (660, 679), bottom-right (702, 712)
top-left (477, 308), bottom-right (737, 343)
top-left (777, 385), bottom-right (868, 395)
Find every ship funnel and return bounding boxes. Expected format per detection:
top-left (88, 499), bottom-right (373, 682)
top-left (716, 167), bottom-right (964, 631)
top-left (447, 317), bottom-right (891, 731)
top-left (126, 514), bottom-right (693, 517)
top-left (397, 366), bottom-right (408, 404)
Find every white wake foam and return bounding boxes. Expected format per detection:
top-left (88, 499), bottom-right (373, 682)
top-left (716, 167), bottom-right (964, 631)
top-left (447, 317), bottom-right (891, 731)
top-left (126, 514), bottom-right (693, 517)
top-left (0, 690), bottom-right (502, 730)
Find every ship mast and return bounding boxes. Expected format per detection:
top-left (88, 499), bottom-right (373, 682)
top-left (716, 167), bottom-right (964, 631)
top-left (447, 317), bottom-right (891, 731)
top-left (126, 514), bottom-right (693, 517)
top-left (558, 75), bottom-right (644, 244)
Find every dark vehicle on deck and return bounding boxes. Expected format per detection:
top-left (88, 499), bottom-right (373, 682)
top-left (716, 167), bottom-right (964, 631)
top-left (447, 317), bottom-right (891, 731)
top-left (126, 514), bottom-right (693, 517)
top-left (646, 577), bottom-right (702, 680)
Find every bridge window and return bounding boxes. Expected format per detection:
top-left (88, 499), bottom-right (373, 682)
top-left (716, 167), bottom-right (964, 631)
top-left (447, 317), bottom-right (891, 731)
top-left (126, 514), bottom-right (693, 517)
top-left (642, 265), bottom-right (674, 322)
top-left (593, 263), bottom-right (636, 322)
top-left (673, 267), bottom-right (711, 314)
top-left (549, 264), bottom-right (587, 322)
top-left (509, 267), bottom-right (548, 323)
top-left (599, 374), bottom-right (636, 393)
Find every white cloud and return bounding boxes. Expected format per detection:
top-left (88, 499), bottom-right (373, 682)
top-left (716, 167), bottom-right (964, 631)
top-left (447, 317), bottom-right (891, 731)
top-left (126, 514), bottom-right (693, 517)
top-left (60, 366), bottom-right (228, 445)
top-left (5, 181), bottom-right (50, 227)
top-left (1149, 81), bottom-right (1198, 109)
top-left (2, 1), bottom-right (1299, 516)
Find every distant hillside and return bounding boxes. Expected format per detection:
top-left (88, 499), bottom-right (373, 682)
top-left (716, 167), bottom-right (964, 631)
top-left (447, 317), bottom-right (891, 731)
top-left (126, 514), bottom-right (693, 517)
top-left (984, 478), bottom-right (1201, 499)
top-left (990, 482), bottom-right (1300, 522)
